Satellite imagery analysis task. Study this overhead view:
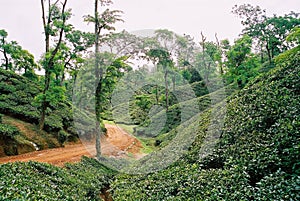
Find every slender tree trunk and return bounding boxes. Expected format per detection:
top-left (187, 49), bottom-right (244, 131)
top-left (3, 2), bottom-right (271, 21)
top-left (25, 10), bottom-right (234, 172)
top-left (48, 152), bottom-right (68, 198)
top-left (3, 49), bottom-right (9, 70)
top-left (172, 74), bottom-right (176, 91)
top-left (39, 0), bottom-right (68, 130)
top-left (164, 70), bottom-right (169, 112)
top-left (266, 44), bottom-right (272, 65)
top-left (94, 0), bottom-right (102, 158)
top-left (95, 79), bottom-right (102, 158)
top-left (60, 57), bottom-right (71, 86)
top-left (39, 70), bottom-right (51, 129)
top-left (1, 37), bottom-right (9, 70)
top-left (215, 33), bottom-right (223, 75)
top-left (39, 0), bottom-right (50, 130)
top-left (155, 85), bottom-right (159, 105)
top-left (60, 73), bottom-right (65, 86)
top-left (200, 32), bottom-right (209, 83)
top-left (260, 43), bottom-right (264, 64)
top-left (71, 73), bottom-right (77, 98)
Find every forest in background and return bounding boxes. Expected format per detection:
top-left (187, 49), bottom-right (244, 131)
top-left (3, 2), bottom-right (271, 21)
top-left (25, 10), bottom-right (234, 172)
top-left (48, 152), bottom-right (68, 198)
top-left (0, 0), bottom-right (299, 200)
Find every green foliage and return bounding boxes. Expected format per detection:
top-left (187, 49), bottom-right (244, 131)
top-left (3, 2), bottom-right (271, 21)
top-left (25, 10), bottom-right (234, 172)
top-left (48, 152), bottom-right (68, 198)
top-left (135, 83), bottom-right (236, 138)
top-left (287, 26), bottom-right (300, 45)
top-left (0, 29), bottom-right (39, 73)
top-left (225, 35), bottom-right (260, 88)
top-left (254, 170), bottom-right (300, 200)
top-left (0, 68), bottom-right (76, 140)
top-left (111, 45), bottom-right (300, 200)
top-left (226, 35), bottom-right (252, 68)
top-left (112, 164), bottom-right (253, 201)
top-left (233, 4), bottom-right (300, 63)
top-left (0, 123), bottom-right (20, 138)
top-left (96, 55), bottom-right (132, 121)
top-left (180, 67), bottom-right (203, 84)
top-left (0, 157), bottom-right (115, 200)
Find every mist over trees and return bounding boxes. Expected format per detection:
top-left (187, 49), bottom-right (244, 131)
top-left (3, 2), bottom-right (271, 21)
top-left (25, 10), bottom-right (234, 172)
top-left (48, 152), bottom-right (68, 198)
top-left (0, 1), bottom-right (299, 199)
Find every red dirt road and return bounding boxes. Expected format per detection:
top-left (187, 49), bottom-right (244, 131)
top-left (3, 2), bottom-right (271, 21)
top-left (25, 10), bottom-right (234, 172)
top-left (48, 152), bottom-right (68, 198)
top-left (0, 124), bottom-right (144, 167)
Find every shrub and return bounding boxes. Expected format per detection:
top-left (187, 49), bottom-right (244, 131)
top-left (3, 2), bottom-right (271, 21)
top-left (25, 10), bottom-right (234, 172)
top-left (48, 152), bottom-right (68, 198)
top-left (111, 47), bottom-right (300, 200)
top-left (0, 123), bottom-right (20, 138)
top-left (0, 158), bottom-right (115, 200)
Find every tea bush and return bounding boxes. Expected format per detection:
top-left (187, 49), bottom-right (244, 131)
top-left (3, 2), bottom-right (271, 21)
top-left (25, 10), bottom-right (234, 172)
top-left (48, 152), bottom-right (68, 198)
top-left (111, 47), bottom-right (300, 200)
top-left (0, 157), bottom-right (115, 200)
top-left (0, 69), bottom-right (77, 140)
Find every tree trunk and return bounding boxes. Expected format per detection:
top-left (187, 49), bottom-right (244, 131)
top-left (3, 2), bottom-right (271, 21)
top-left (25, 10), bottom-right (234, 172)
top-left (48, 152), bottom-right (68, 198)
top-left (39, 70), bottom-right (51, 130)
top-left (94, 0), bottom-right (102, 158)
top-left (71, 74), bottom-right (76, 98)
top-left (95, 80), bottom-right (102, 157)
top-left (164, 70), bottom-right (169, 112)
top-left (60, 72), bottom-right (65, 86)
top-left (215, 33), bottom-right (224, 75)
top-left (260, 43), bottom-right (264, 64)
top-left (95, 122), bottom-right (101, 157)
top-left (1, 37), bottom-right (9, 70)
top-left (3, 49), bottom-right (9, 70)
top-left (172, 74), bottom-right (176, 91)
top-left (2, 37), bottom-right (9, 70)
top-left (200, 32), bottom-right (209, 83)
top-left (266, 44), bottom-right (272, 65)
top-left (155, 85), bottom-right (159, 105)
top-left (39, 0), bottom-right (68, 130)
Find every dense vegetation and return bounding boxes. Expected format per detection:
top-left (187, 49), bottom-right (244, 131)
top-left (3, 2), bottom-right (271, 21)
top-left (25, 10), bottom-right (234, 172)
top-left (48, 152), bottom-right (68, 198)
top-left (1, 46), bottom-right (299, 200)
top-left (111, 43), bottom-right (300, 201)
top-left (0, 69), bottom-right (74, 134)
top-left (0, 68), bottom-right (79, 156)
top-left (0, 0), bottom-right (299, 200)
top-left (0, 157), bottom-right (115, 200)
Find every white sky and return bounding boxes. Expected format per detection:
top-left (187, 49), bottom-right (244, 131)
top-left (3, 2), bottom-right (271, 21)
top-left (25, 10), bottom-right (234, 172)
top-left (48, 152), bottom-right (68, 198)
top-left (0, 0), bottom-right (299, 59)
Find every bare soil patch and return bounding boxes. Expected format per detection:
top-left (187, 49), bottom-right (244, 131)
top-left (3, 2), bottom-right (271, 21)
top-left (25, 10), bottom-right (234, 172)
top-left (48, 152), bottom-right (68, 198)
top-left (0, 124), bottom-right (145, 167)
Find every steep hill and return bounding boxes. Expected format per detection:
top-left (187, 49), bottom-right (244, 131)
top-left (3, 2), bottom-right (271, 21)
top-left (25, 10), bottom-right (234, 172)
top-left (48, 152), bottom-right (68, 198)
top-left (0, 47), bottom-right (299, 200)
top-left (111, 47), bottom-right (300, 200)
top-left (0, 69), bottom-right (78, 156)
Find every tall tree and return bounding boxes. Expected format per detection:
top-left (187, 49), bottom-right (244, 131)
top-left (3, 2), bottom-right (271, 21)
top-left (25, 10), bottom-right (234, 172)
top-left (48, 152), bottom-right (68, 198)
top-left (104, 30), bottom-right (142, 58)
top-left (0, 29), bottom-right (38, 74)
top-left (175, 33), bottom-right (197, 68)
top-left (84, 0), bottom-right (123, 157)
top-left (0, 29), bottom-right (10, 70)
top-left (233, 4), bottom-right (300, 64)
top-left (195, 32), bottom-right (221, 84)
top-left (58, 30), bottom-right (94, 86)
top-left (147, 48), bottom-right (173, 112)
top-left (39, 0), bottom-right (72, 130)
top-left (225, 34), bottom-right (259, 88)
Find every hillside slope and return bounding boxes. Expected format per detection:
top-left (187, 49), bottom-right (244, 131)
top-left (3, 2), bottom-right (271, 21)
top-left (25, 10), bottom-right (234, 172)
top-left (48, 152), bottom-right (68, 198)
top-left (0, 69), bottom-right (77, 156)
top-left (111, 47), bottom-right (300, 200)
top-left (0, 47), bottom-right (298, 200)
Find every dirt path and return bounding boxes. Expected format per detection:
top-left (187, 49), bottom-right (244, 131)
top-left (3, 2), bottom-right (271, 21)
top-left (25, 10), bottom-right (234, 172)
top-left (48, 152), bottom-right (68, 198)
top-left (0, 124), bottom-right (145, 167)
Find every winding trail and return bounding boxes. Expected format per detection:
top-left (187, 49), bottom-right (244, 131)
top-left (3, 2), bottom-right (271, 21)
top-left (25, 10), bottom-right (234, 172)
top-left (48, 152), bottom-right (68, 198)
top-left (0, 124), bottom-right (144, 167)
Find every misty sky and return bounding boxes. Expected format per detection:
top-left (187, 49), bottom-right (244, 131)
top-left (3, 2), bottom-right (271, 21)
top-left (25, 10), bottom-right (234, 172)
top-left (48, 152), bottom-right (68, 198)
top-left (0, 0), bottom-right (299, 59)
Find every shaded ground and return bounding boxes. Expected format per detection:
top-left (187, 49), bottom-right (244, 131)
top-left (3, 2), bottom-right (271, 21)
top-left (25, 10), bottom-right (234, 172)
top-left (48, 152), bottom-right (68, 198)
top-left (0, 124), bottom-right (145, 167)
top-left (3, 115), bottom-right (60, 150)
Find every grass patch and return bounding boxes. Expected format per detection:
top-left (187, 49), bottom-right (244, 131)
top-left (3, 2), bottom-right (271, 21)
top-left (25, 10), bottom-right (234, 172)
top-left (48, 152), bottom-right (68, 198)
top-left (138, 137), bottom-right (157, 154)
top-left (116, 123), bottom-right (135, 134)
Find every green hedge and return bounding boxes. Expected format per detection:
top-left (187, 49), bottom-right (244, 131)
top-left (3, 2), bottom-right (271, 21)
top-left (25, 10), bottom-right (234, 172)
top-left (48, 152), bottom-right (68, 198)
top-left (0, 123), bottom-right (20, 138)
top-left (0, 157), bottom-right (115, 200)
top-left (111, 47), bottom-right (300, 200)
top-left (135, 83), bottom-right (237, 137)
top-left (0, 69), bottom-right (76, 137)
